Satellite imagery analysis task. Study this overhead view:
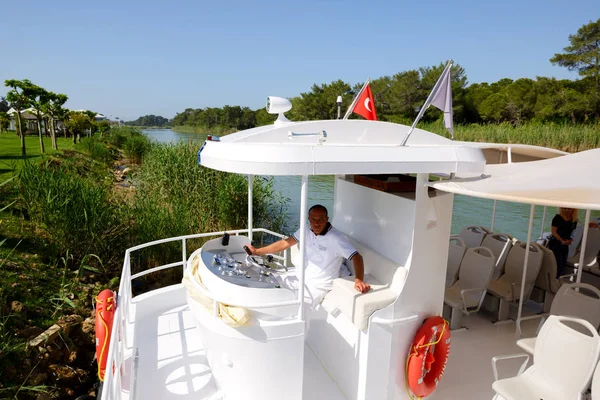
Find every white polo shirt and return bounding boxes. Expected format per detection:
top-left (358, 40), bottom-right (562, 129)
top-left (291, 223), bottom-right (358, 291)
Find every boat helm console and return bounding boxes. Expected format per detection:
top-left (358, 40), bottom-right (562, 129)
top-left (202, 244), bottom-right (286, 288)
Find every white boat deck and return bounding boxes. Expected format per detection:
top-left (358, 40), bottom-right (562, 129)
top-left (126, 285), bottom-right (540, 400)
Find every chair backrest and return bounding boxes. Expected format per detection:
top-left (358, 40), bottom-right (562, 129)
top-left (446, 236), bottom-right (466, 288)
top-left (534, 315), bottom-right (600, 397)
top-left (481, 233), bottom-right (516, 280)
top-left (503, 242), bottom-right (544, 284)
top-left (535, 245), bottom-right (559, 293)
top-left (457, 246), bottom-right (495, 291)
top-left (570, 228), bottom-right (600, 267)
top-left (458, 226), bottom-right (490, 248)
top-left (550, 283), bottom-right (600, 331)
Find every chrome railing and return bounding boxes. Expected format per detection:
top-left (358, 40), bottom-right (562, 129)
top-left (100, 228), bottom-right (289, 400)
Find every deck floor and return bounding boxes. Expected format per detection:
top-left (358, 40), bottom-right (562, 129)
top-left (129, 287), bottom-right (541, 400)
top-left (132, 301), bottom-right (345, 400)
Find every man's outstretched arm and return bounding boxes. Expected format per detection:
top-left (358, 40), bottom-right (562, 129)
top-left (247, 236), bottom-right (297, 256)
top-left (351, 254), bottom-right (371, 293)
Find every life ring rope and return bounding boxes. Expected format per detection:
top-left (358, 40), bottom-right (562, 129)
top-left (405, 316), bottom-right (450, 400)
top-left (96, 294), bottom-right (114, 381)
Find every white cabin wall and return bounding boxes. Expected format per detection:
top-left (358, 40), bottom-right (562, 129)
top-left (386, 173), bottom-right (455, 399)
top-left (332, 178), bottom-right (415, 265)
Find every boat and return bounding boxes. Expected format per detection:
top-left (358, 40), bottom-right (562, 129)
top-left (98, 95), bottom-right (600, 400)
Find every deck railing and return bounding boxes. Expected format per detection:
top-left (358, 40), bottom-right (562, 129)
top-left (100, 228), bottom-right (289, 400)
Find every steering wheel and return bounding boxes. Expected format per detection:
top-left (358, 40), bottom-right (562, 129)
top-left (242, 246), bottom-right (287, 274)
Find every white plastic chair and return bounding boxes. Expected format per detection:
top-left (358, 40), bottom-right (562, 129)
top-left (444, 246), bottom-right (495, 329)
top-left (481, 233), bottom-right (517, 281)
top-left (516, 283), bottom-right (600, 354)
top-left (492, 315), bottom-right (600, 400)
top-left (487, 243), bottom-right (544, 321)
top-left (568, 228), bottom-right (600, 272)
top-left (445, 236), bottom-right (466, 288)
top-left (592, 360), bottom-right (600, 400)
top-left (457, 225), bottom-right (491, 248)
top-left (534, 245), bottom-right (562, 312)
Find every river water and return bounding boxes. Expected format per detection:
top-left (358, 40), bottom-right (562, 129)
top-left (143, 128), bottom-right (563, 240)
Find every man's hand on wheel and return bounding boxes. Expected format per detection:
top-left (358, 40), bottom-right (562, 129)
top-left (354, 279), bottom-right (371, 294)
top-left (245, 244), bottom-right (258, 255)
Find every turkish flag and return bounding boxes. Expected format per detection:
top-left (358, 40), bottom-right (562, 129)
top-left (352, 84), bottom-right (377, 120)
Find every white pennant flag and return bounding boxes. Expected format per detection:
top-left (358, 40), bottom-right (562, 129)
top-left (429, 66), bottom-right (453, 136)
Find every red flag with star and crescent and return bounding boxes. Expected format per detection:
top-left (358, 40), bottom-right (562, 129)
top-left (352, 84), bottom-right (377, 120)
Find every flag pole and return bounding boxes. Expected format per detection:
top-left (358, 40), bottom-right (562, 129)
top-left (400, 60), bottom-right (453, 146)
top-left (343, 78), bottom-right (370, 120)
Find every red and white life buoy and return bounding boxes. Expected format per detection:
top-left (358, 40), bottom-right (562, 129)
top-left (406, 316), bottom-right (450, 398)
top-left (95, 289), bottom-right (116, 381)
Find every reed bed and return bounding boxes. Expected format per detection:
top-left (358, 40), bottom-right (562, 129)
top-left (420, 121), bottom-right (600, 152)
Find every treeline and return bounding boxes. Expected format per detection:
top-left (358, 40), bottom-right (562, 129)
top-left (173, 70), bottom-right (599, 131)
top-left (125, 114), bottom-right (171, 127)
top-left (172, 106), bottom-right (275, 133)
top-left (173, 18), bottom-right (600, 131)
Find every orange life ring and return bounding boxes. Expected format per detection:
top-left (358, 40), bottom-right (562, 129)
top-left (95, 289), bottom-right (116, 381)
top-left (406, 316), bottom-right (450, 398)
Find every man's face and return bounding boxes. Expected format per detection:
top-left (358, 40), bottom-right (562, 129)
top-left (308, 208), bottom-right (328, 235)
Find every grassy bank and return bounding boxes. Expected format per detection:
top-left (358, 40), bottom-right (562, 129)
top-left (0, 133), bottom-right (77, 181)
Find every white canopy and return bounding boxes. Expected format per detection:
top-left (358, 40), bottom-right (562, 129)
top-left (431, 148), bottom-right (600, 210)
top-left (200, 119), bottom-right (486, 176)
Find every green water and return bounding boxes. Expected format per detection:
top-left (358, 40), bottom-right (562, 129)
top-left (143, 129), bottom-right (572, 241)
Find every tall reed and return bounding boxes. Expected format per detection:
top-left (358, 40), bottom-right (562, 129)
top-left (130, 142), bottom-right (288, 270)
top-left (18, 160), bottom-right (128, 265)
top-left (419, 121), bottom-right (600, 152)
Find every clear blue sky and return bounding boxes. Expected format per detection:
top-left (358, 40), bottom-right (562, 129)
top-left (0, 0), bottom-right (596, 121)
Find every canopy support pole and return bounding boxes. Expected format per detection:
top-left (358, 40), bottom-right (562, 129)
top-left (491, 200), bottom-right (497, 231)
top-left (576, 210), bottom-right (591, 284)
top-left (297, 175), bottom-right (308, 322)
top-left (516, 204), bottom-right (535, 338)
top-left (248, 175), bottom-right (253, 242)
top-left (540, 206), bottom-right (547, 240)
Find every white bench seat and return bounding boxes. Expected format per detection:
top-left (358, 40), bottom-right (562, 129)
top-left (321, 273), bottom-right (397, 331)
top-left (292, 234), bottom-right (406, 331)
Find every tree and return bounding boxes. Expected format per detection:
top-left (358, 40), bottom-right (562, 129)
top-left (65, 111), bottom-right (91, 144)
top-left (41, 92), bottom-right (68, 149)
top-left (28, 84), bottom-right (50, 153)
top-left (0, 112), bottom-right (9, 133)
top-left (550, 18), bottom-right (600, 117)
top-left (5, 79), bottom-right (37, 157)
top-left (0, 97), bottom-right (9, 113)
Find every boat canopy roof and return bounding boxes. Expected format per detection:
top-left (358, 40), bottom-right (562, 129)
top-left (431, 148), bottom-right (600, 210)
top-left (199, 120), bottom-right (487, 176)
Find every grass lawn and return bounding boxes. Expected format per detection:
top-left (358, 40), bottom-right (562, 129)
top-left (0, 132), bottom-right (76, 181)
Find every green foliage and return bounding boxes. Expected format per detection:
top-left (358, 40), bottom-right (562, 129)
top-left (0, 111), bottom-right (9, 132)
top-left (131, 142), bottom-right (288, 263)
top-left (125, 114), bottom-right (171, 127)
top-left (123, 134), bottom-right (151, 163)
top-left (0, 96), bottom-right (9, 113)
top-left (18, 160), bottom-right (128, 265)
top-left (77, 136), bottom-right (114, 164)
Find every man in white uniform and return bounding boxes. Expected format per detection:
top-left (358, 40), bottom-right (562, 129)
top-left (246, 205), bottom-right (370, 306)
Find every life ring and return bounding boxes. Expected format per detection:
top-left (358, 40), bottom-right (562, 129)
top-left (95, 289), bottom-right (116, 381)
top-left (406, 316), bottom-right (450, 398)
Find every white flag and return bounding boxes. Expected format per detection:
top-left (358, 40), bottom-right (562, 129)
top-left (429, 66), bottom-right (453, 135)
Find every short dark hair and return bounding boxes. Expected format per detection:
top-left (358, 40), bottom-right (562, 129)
top-left (308, 204), bottom-right (328, 216)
